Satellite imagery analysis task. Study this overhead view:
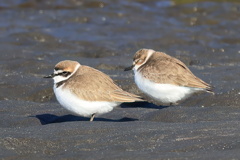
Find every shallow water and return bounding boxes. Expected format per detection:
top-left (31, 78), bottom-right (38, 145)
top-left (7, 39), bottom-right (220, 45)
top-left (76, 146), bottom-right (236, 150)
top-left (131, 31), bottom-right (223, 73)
top-left (1, 0), bottom-right (240, 159)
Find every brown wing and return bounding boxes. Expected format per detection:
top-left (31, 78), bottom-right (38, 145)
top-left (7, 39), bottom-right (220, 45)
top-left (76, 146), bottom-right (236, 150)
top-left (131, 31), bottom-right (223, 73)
top-left (64, 66), bottom-right (143, 102)
top-left (140, 52), bottom-right (212, 91)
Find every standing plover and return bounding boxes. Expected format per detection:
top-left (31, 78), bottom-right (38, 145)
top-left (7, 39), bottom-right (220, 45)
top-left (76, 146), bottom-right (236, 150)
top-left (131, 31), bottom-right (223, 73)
top-left (124, 49), bottom-right (213, 105)
top-left (44, 60), bottom-right (143, 121)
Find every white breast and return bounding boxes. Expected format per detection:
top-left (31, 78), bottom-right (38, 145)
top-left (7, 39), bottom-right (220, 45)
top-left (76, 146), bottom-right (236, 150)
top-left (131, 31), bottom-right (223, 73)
top-left (134, 70), bottom-right (203, 104)
top-left (53, 85), bottom-right (120, 117)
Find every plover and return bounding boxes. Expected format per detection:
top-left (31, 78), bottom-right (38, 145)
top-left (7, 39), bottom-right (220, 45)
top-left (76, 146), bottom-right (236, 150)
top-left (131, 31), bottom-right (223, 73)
top-left (124, 49), bottom-right (213, 105)
top-left (44, 60), bottom-right (143, 121)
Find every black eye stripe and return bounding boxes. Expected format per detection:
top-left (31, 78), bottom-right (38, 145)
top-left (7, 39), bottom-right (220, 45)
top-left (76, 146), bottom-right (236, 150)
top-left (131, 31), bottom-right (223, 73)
top-left (55, 71), bottom-right (71, 77)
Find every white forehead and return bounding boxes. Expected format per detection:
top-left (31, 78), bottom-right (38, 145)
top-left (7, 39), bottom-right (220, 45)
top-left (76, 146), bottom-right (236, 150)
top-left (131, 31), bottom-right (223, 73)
top-left (54, 69), bottom-right (63, 74)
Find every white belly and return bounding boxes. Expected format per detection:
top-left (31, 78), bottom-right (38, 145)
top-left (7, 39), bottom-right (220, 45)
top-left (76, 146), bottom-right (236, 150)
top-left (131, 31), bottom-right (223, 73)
top-left (53, 85), bottom-right (120, 117)
top-left (134, 71), bottom-right (203, 104)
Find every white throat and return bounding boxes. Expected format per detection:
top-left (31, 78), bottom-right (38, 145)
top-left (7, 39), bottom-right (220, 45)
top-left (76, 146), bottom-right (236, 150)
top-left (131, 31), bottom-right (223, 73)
top-left (53, 64), bottom-right (80, 84)
top-left (133, 49), bottom-right (155, 71)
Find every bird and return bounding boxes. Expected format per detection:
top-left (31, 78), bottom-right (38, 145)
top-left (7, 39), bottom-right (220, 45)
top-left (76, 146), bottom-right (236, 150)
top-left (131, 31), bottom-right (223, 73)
top-left (44, 60), bottom-right (144, 121)
top-left (124, 48), bottom-right (213, 105)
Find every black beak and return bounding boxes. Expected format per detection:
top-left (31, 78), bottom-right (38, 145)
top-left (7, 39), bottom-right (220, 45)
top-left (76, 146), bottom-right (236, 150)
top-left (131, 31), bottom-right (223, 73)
top-left (124, 65), bottom-right (134, 71)
top-left (43, 73), bottom-right (54, 78)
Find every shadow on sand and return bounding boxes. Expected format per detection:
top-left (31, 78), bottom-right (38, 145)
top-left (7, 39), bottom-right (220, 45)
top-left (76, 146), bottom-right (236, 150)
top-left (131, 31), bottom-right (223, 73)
top-left (34, 114), bottom-right (138, 125)
top-left (121, 102), bottom-right (169, 110)
top-left (34, 102), bottom-right (168, 125)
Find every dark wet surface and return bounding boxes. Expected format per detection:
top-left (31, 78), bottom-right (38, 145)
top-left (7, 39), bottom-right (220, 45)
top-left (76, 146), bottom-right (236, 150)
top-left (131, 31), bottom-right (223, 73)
top-left (1, 0), bottom-right (240, 159)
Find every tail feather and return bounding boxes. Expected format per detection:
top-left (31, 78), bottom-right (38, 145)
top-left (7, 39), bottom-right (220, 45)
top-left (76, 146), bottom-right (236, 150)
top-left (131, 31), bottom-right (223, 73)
top-left (111, 90), bottom-right (145, 102)
top-left (206, 85), bottom-right (214, 95)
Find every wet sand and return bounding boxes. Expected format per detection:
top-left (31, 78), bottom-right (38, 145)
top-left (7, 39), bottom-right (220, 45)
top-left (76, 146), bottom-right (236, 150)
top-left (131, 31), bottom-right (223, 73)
top-left (1, 0), bottom-right (240, 159)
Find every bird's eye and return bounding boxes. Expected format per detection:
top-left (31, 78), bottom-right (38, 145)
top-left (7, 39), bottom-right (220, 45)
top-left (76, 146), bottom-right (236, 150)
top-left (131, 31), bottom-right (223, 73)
top-left (62, 71), bottom-right (68, 75)
top-left (60, 71), bottom-right (71, 77)
top-left (137, 59), bottom-right (144, 64)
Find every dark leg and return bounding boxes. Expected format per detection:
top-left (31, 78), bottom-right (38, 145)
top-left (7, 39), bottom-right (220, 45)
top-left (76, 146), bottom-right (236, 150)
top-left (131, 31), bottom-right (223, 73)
top-left (90, 114), bottom-right (95, 122)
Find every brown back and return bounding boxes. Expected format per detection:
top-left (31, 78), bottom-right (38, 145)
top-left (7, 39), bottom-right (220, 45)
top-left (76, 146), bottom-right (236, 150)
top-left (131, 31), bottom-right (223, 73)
top-left (64, 65), bottom-right (143, 102)
top-left (139, 51), bottom-right (212, 91)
